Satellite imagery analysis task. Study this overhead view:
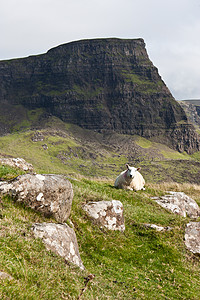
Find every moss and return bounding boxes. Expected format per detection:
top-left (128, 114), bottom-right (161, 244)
top-left (135, 137), bottom-right (153, 148)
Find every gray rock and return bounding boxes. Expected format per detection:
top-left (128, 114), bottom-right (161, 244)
top-left (83, 200), bottom-right (125, 232)
top-left (32, 223), bottom-right (84, 269)
top-left (142, 224), bottom-right (172, 232)
top-left (0, 174), bottom-right (73, 222)
top-left (185, 222), bottom-right (200, 254)
top-left (152, 192), bottom-right (200, 218)
top-left (0, 157), bottom-right (33, 172)
top-left (0, 271), bottom-right (13, 281)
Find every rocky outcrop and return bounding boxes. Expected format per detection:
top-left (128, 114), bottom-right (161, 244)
top-left (0, 38), bottom-right (199, 153)
top-left (83, 200), bottom-right (125, 232)
top-left (0, 171), bottom-right (85, 268)
top-left (152, 192), bottom-right (200, 218)
top-left (0, 174), bottom-right (73, 222)
top-left (185, 222), bottom-right (200, 254)
top-left (0, 157), bottom-right (33, 172)
top-left (32, 223), bottom-right (85, 270)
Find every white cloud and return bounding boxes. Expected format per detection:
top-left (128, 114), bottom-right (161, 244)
top-left (1, 0), bottom-right (200, 99)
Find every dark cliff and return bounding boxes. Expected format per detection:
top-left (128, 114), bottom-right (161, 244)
top-left (0, 38), bottom-right (199, 153)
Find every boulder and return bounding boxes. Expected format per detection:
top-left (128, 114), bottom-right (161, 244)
top-left (152, 192), bottom-right (200, 218)
top-left (83, 200), bottom-right (125, 232)
top-left (0, 271), bottom-right (13, 281)
top-left (32, 223), bottom-right (84, 270)
top-left (185, 222), bottom-right (200, 254)
top-left (0, 157), bottom-right (33, 172)
top-left (0, 174), bottom-right (73, 222)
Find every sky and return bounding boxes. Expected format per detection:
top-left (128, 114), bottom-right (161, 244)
top-left (1, 0), bottom-right (200, 100)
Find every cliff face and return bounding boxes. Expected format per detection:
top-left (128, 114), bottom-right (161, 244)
top-left (0, 38), bottom-right (199, 153)
top-left (179, 100), bottom-right (200, 128)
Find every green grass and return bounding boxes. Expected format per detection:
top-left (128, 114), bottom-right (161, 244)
top-left (135, 136), bottom-right (153, 148)
top-left (0, 165), bottom-right (24, 181)
top-left (0, 168), bottom-right (200, 299)
top-left (0, 130), bottom-right (128, 178)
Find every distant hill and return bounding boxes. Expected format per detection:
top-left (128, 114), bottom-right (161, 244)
top-left (180, 99), bottom-right (200, 105)
top-left (0, 38), bottom-right (200, 153)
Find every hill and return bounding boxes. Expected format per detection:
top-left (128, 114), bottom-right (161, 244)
top-left (1, 39), bottom-right (200, 299)
top-left (0, 151), bottom-right (200, 299)
top-left (0, 38), bottom-right (200, 153)
top-left (0, 113), bottom-right (200, 299)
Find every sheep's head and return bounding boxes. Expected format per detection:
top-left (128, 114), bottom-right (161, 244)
top-left (125, 164), bottom-right (141, 179)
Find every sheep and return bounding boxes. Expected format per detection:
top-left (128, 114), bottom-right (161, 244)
top-left (114, 164), bottom-right (145, 191)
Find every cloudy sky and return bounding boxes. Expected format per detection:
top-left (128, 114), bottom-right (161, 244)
top-left (1, 0), bottom-right (200, 100)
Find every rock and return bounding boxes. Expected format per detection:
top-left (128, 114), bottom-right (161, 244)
top-left (83, 200), bottom-right (125, 232)
top-left (31, 131), bottom-right (45, 142)
top-left (32, 223), bottom-right (84, 270)
top-left (142, 224), bottom-right (172, 232)
top-left (0, 271), bottom-right (13, 281)
top-left (185, 222), bottom-right (200, 254)
top-left (0, 174), bottom-right (73, 222)
top-left (42, 144), bottom-right (48, 150)
top-left (152, 192), bottom-right (200, 218)
top-left (0, 157), bottom-right (33, 172)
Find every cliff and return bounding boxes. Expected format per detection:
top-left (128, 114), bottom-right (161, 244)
top-left (0, 38), bottom-right (199, 153)
top-left (179, 100), bottom-right (200, 128)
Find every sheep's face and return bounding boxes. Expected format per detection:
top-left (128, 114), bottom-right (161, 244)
top-left (126, 164), bottom-right (140, 179)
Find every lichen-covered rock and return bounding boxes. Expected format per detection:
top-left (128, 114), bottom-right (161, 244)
top-left (0, 271), bottom-right (13, 281)
top-left (0, 174), bottom-right (73, 222)
top-left (185, 222), bottom-right (200, 254)
top-left (31, 223), bottom-right (84, 270)
top-left (83, 200), bottom-right (125, 232)
top-left (142, 224), bottom-right (172, 232)
top-left (152, 192), bottom-right (200, 218)
top-left (0, 157), bottom-right (33, 172)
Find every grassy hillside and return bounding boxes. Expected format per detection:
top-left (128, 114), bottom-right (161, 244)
top-left (0, 164), bottom-right (200, 299)
top-left (0, 125), bottom-right (200, 299)
top-left (0, 119), bottom-right (200, 183)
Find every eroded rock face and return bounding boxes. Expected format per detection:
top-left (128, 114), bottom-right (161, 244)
top-left (152, 192), bottom-right (200, 218)
top-left (83, 200), bottom-right (125, 232)
top-left (185, 222), bottom-right (200, 254)
top-left (0, 174), bottom-right (73, 222)
top-left (31, 223), bottom-right (84, 269)
top-left (0, 38), bottom-right (199, 153)
top-left (0, 157), bottom-right (33, 172)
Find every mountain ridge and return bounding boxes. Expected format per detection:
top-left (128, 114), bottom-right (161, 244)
top-left (0, 38), bottom-right (200, 153)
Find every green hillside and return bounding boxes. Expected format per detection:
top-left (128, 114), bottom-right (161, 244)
top-left (0, 164), bottom-right (200, 299)
top-left (0, 124), bottom-right (200, 299)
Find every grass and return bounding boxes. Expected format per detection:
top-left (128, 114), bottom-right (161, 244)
top-left (0, 128), bottom-right (200, 298)
top-left (0, 168), bottom-right (200, 299)
top-left (0, 165), bottom-right (24, 181)
top-left (135, 136), bottom-right (153, 148)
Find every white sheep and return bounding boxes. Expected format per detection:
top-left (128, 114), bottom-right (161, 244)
top-left (114, 164), bottom-right (145, 191)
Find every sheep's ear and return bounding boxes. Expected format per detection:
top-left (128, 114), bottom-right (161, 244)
top-left (137, 167), bottom-right (141, 171)
top-left (126, 164), bottom-right (130, 169)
